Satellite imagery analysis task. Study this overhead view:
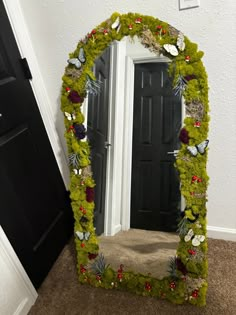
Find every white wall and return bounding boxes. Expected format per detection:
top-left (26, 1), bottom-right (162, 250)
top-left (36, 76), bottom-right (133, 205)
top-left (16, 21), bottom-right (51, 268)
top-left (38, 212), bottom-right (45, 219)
top-left (17, 0), bottom-right (236, 239)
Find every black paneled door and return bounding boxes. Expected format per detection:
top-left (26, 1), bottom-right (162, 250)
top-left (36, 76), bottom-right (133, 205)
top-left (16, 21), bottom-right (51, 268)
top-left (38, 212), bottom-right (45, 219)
top-left (0, 1), bottom-right (72, 288)
top-left (87, 47), bottom-right (110, 236)
top-left (131, 63), bottom-right (181, 232)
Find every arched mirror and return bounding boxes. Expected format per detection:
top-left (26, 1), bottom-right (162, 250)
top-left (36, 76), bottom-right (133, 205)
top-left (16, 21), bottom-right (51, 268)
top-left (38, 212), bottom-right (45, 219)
top-left (61, 12), bottom-right (209, 306)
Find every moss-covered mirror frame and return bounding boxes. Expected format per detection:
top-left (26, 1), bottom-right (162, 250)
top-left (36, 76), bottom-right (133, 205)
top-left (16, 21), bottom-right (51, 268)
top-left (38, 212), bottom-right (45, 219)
top-left (61, 12), bottom-right (209, 306)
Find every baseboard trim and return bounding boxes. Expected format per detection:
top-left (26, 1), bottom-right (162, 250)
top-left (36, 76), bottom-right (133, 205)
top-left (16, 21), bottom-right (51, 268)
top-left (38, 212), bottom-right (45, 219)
top-left (105, 224), bottom-right (122, 236)
top-left (207, 225), bottom-right (236, 241)
top-left (14, 298), bottom-right (32, 315)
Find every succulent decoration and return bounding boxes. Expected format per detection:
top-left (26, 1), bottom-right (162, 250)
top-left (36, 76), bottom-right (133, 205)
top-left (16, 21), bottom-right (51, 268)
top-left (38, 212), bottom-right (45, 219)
top-left (61, 12), bottom-right (209, 306)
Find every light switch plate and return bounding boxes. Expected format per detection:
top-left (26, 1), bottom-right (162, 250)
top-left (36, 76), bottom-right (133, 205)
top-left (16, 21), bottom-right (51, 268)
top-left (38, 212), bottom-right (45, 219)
top-left (179, 0), bottom-right (200, 10)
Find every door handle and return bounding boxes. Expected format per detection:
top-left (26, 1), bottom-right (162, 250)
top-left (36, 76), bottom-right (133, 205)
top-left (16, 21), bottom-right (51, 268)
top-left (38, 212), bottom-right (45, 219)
top-left (167, 150), bottom-right (179, 157)
top-left (104, 141), bottom-right (112, 149)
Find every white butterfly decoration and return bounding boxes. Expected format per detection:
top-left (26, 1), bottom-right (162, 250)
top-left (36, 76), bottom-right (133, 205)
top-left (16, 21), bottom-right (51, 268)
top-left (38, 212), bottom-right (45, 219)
top-left (184, 229), bottom-right (194, 242)
top-left (192, 235), bottom-right (205, 246)
top-left (68, 47), bottom-right (86, 69)
top-left (163, 44), bottom-right (179, 56)
top-left (64, 112), bottom-right (76, 121)
top-left (184, 229), bottom-right (205, 246)
top-left (163, 32), bottom-right (186, 56)
top-left (73, 169), bottom-right (78, 175)
top-left (176, 32), bottom-right (185, 51)
top-left (187, 140), bottom-right (209, 157)
top-left (111, 16), bottom-right (121, 33)
top-left (75, 231), bottom-right (90, 241)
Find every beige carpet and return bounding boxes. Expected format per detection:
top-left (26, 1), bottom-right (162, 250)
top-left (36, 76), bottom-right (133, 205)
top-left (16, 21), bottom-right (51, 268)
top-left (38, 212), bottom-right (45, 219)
top-left (98, 229), bottom-right (179, 279)
top-left (29, 237), bottom-right (236, 315)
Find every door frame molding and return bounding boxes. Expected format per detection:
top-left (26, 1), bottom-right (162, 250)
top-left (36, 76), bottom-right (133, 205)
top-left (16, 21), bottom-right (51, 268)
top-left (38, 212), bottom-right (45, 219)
top-left (2, 0), bottom-right (69, 187)
top-left (121, 50), bottom-right (172, 232)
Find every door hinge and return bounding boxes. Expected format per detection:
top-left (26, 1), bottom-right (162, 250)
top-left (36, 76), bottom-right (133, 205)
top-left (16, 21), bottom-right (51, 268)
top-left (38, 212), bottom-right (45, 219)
top-left (20, 58), bottom-right (32, 80)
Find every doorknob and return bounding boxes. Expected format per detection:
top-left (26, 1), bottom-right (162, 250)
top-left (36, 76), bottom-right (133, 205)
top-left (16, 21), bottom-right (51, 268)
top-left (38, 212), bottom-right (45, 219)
top-left (167, 150), bottom-right (179, 157)
top-left (104, 141), bottom-right (112, 149)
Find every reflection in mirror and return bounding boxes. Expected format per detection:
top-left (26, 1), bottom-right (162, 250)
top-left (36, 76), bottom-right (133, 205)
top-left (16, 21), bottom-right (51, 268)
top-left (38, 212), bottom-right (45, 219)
top-left (99, 230), bottom-right (179, 279)
top-left (87, 37), bottom-right (182, 279)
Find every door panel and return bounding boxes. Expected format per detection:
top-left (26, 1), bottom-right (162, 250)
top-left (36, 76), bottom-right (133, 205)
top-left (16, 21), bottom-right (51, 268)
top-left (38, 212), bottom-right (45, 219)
top-left (131, 63), bottom-right (181, 232)
top-left (0, 0), bottom-right (73, 288)
top-left (87, 47), bottom-right (110, 236)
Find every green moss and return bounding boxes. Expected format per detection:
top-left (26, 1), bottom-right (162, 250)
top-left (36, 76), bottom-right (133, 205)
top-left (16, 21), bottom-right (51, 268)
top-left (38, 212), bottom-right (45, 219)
top-left (61, 12), bottom-right (209, 306)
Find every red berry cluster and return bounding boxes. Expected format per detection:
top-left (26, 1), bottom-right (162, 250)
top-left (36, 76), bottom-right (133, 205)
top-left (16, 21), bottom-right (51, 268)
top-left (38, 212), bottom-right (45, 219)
top-left (192, 175), bottom-right (202, 183)
top-left (80, 206), bottom-right (87, 215)
top-left (156, 25), bottom-right (166, 36)
top-left (87, 29), bottom-right (97, 42)
top-left (188, 249), bottom-right (196, 255)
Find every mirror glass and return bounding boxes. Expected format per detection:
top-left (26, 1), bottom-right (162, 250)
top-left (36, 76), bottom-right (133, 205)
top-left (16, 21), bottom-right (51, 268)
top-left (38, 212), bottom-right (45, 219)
top-left (98, 230), bottom-right (179, 279)
top-left (87, 37), bottom-right (182, 279)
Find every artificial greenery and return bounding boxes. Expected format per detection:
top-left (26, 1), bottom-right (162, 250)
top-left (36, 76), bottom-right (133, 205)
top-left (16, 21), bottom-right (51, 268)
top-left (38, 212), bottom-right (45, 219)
top-left (61, 12), bottom-right (209, 306)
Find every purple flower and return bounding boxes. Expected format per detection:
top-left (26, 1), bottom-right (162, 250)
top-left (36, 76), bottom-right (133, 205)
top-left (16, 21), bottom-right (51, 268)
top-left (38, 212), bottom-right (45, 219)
top-left (73, 124), bottom-right (86, 139)
top-left (184, 74), bottom-right (196, 81)
top-left (68, 90), bottom-right (84, 103)
top-left (86, 187), bottom-right (94, 203)
top-left (176, 257), bottom-right (188, 275)
top-left (179, 128), bottom-right (189, 144)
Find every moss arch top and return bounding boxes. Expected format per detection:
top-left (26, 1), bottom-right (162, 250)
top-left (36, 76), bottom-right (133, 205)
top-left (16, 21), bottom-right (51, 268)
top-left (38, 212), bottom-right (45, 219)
top-left (61, 12), bottom-right (209, 306)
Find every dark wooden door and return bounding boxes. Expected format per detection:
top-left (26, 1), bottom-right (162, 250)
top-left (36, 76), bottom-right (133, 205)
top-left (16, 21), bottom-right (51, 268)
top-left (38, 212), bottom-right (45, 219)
top-left (87, 48), bottom-right (110, 236)
top-left (131, 63), bottom-right (181, 232)
top-left (0, 1), bottom-right (72, 288)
